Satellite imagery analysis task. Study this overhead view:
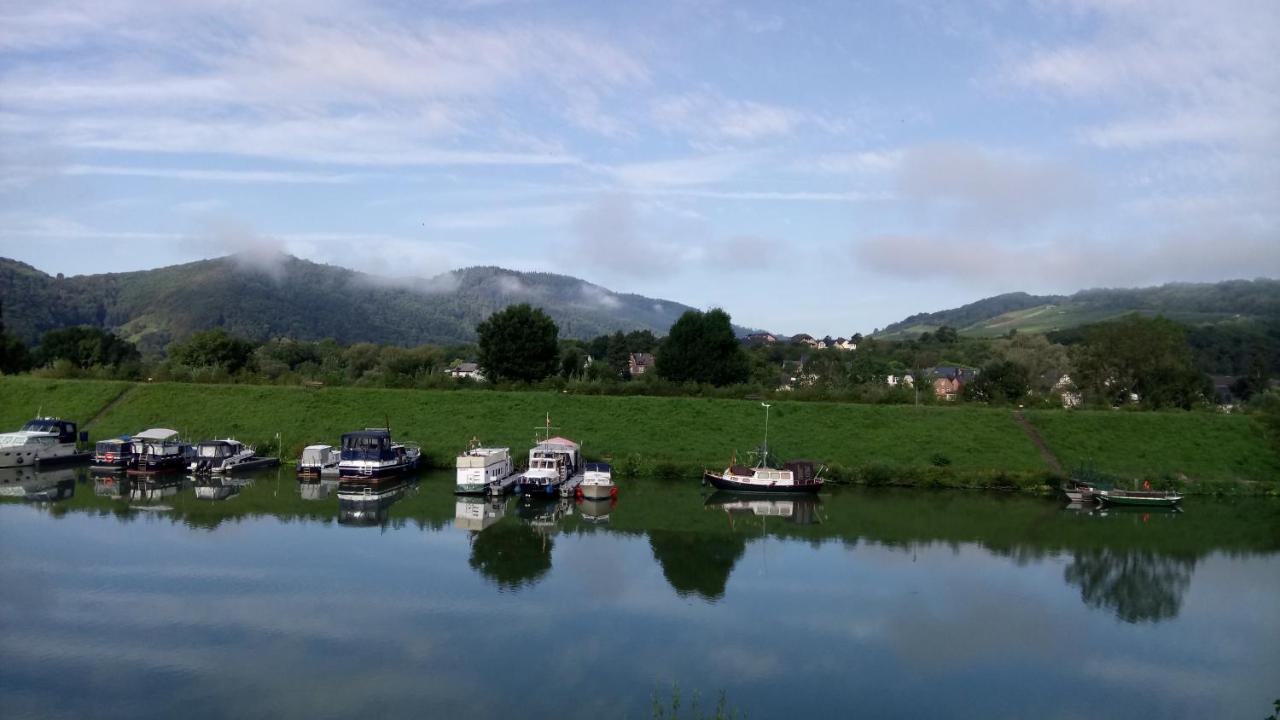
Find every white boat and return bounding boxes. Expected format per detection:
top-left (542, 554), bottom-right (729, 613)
top-left (0, 418), bottom-right (86, 469)
top-left (189, 439), bottom-right (256, 474)
top-left (455, 441), bottom-right (516, 495)
top-left (578, 462), bottom-right (615, 500)
top-left (516, 415), bottom-right (582, 497)
top-left (296, 444), bottom-right (340, 477)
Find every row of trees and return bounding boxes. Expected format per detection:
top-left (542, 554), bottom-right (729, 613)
top-left (3, 301), bottom-right (1273, 414)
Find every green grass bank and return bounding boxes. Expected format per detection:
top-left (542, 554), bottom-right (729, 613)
top-left (1, 376), bottom-right (1276, 492)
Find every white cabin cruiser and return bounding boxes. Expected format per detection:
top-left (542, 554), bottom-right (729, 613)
top-left (296, 444), bottom-right (340, 478)
top-left (456, 441), bottom-right (516, 495)
top-left (190, 439), bottom-right (253, 474)
top-left (578, 462), bottom-right (615, 500)
top-left (515, 415), bottom-right (581, 497)
top-left (0, 418), bottom-right (87, 469)
top-left (128, 428), bottom-right (189, 475)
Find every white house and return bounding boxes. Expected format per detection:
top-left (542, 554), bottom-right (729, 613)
top-left (450, 363), bottom-right (485, 381)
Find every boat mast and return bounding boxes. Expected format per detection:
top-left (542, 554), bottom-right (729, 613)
top-left (760, 402), bottom-right (772, 468)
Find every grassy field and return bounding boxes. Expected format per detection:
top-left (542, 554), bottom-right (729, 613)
top-left (1, 376), bottom-right (1276, 487)
top-left (1027, 409), bottom-right (1280, 483)
top-left (0, 378), bottom-right (132, 430)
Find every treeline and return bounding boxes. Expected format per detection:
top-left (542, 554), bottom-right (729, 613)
top-left (3, 300), bottom-right (1277, 415)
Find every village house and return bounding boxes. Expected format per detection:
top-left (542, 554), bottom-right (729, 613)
top-left (789, 333), bottom-right (820, 348)
top-left (924, 366), bottom-right (978, 401)
top-left (743, 332), bottom-right (777, 345)
top-left (1054, 374), bottom-right (1083, 408)
top-left (449, 362), bottom-right (485, 382)
top-left (628, 352), bottom-right (655, 376)
top-left (832, 337), bottom-right (858, 351)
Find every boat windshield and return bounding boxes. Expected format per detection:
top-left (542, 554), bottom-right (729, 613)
top-left (199, 444), bottom-right (233, 458)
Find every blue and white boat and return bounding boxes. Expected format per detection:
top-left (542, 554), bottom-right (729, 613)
top-left (0, 418), bottom-right (88, 469)
top-left (337, 428), bottom-right (420, 479)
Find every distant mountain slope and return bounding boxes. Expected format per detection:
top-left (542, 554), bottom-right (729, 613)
top-left (0, 255), bottom-right (706, 352)
top-left (876, 280), bottom-right (1280, 339)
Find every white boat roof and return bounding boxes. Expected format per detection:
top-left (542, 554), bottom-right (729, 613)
top-left (303, 444), bottom-right (334, 451)
top-left (535, 437), bottom-right (579, 451)
top-left (134, 428), bottom-right (180, 440)
top-left (463, 447), bottom-right (509, 456)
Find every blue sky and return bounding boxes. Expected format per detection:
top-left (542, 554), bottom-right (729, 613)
top-left (0, 0), bottom-right (1276, 335)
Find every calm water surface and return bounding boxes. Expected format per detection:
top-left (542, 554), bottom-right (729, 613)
top-left (1, 465), bottom-right (1277, 719)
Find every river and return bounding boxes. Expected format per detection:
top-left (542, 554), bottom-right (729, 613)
top-left (1, 465), bottom-right (1277, 719)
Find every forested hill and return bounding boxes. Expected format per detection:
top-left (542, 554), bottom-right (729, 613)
top-left (875, 280), bottom-right (1280, 339)
top-left (0, 255), bottom-right (704, 352)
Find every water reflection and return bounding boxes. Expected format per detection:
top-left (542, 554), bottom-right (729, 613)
top-left (130, 477), bottom-right (183, 503)
top-left (455, 496), bottom-right (508, 531)
top-left (337, 481), bottom-right (408, 527)
top-left (193, 477), bottom-right (244, 501)
top-left (468, 519), bottom-right (553, 590)
top-left (0, 465), bottom-right (77, 502)
top-left (703, 491), bottom-right (823, 525)
top-left (517, 496), bottom-right (574, 536)
top-left (298, 478), bottom-right (338, 501)
top-left (1065, 548), bottom-right (1196, 623)
top-left (577, 497), bottom-right (615, 524)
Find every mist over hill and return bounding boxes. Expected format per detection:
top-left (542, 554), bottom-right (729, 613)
top-left (0, 254), bottom-right (709, 352)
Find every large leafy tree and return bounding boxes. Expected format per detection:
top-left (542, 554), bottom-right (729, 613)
top-left (656, 308), bottom-right (749, 386)
top-left (1072, 314), bottom-right (1209, 409)
top-left (475, 304), bottom-right (559, 383)
top-left (168, 328), bottom-right (258, 374)
top-left (37, 326), bottom-right (140, 369)
top-left (964, 360), bottom-right (1031, 404)
top-left (0, 300), bottom-right (31, 374)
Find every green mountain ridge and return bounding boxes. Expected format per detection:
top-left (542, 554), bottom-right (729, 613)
top-left (0, 254), bottom-right (714, 352)
top-left (875, 280), bottom-right (1280, 339)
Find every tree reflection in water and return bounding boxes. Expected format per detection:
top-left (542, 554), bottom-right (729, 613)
top-left (1065, 548), bottom-right (1196, 623)
top-left (647, 531), bottom-right (747, 601)
top-left (469, 521), bottom-right (552, 590)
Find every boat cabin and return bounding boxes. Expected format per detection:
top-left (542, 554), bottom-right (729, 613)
top-left (300, 444), bottom-right (338, 466)
top-left (130, 428), bottom-right (184, 458)
top-left (195, 440), bottom-right (245, 459)
top-left (341, 429), bottom-right (395, 461)
top-left (20, 418), bottom-right (81, 443)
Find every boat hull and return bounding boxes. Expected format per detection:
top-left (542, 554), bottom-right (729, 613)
top-left (579, 483), bottom-right (615, 500)
top-left (703, 471), bottom-right (822, 494)
top-left (1096, 491), bottom-right (1182, 507)
top-left (338, 459), bottom-right (419, 479)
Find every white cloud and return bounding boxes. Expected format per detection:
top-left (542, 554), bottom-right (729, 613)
top-left (651, 91), bottom-right (802, 142)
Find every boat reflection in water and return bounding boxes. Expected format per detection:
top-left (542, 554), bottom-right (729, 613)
top-left (194, 477), bottom-right (251, 501)
top-left (94, 474), bottom-right (131, 499)
top-left (703, 490), bottom-right (823, 525)
top-left (337, 480), bottom-right (409, 527)
top-left (517, 495), bottom-right (575, 536)
top-left (297, 478), bottom-right (339, 501)
top-left (130, 477), bottom-right (183, 503)
top-left (454, 495), bottom-right (508, 532)
top-left (0, 466), bottom-right (78, 503)
top-left (577, 496), bottom-right (616, 524)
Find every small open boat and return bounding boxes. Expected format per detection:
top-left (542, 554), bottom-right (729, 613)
top-left (1094, 488), bottom-right (1182, 507)
top-left (1061, 479), bottom-right (1098, 503)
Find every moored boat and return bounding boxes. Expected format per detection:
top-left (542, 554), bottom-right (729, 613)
top-left (703, 403), bottom-right (823, 495)
top-left (1095, 488), bottom-right (1183, 507)
top-left (455, 440), bottom-right (516, 495)
top-left (0, 418), bottom-right (89, 469)
top-left (578, 462), bottom-right (615, 500)
top-left (127, 428), bottom-right (189, 475)
top-left (296, 444), bottom-right (340, 478)
top-left (337, 428), bottom-right (420, 479)
top-left (515, 415), bottom-right (581, 497)
top-left (1061, 479), bottom-right (1098, 503)
top-left (92, 436), bottom-right (135, 473)
top-left (189, 439), bottom-right (278, 475)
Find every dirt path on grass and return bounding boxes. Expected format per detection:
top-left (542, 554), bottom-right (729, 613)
top-left (1013, 411), bottom-right (1063, 475)
top-left (82, 383), bottom-right (138, 431)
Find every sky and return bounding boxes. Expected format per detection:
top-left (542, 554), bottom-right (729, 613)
top-left (0, 0), bottom-right (1277, 335)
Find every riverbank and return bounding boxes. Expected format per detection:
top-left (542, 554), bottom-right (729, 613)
top-left (2, 376), bottom-right (1276, 494)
